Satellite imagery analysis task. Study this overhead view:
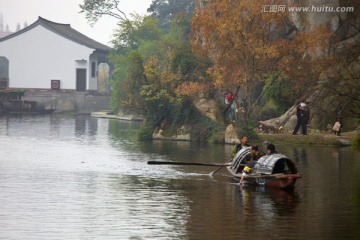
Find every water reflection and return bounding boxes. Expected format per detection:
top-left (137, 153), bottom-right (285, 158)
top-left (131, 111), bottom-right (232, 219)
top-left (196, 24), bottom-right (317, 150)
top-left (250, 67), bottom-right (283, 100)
top-left (75, 114), bottom-right (96, 137)
top-left (1, 115), bottom-right (360, 239)
top-left (291, 147), bottom-right (308, 167)
top-left (236, 184), bottom-right (301, 216)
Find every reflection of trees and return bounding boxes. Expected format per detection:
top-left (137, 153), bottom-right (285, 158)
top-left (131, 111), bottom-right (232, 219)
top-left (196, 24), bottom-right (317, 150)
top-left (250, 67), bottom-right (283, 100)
top-left (108, 120), bottom-right (142, 140)
top-left (184, 184), bottom-right (302, 239)
top-left (107, 120), bottom-right (144, 152)
top-left (237, 186), bottom-right (301, 217)
top-left (83, 174), bottom-right (189, 239)
top-left (332, 147), bottom-right (345, 186)
top-left (292, 147), bottom-right (308, 167)
top-left (356, 180), bottom-right (360, 224)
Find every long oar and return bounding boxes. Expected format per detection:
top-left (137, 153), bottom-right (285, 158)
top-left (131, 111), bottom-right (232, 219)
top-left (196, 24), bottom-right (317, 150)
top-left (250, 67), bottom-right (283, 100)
top-left (210, 158), bottom-right (233, 176)
top-left (147, 161), bottom-right (231, 167)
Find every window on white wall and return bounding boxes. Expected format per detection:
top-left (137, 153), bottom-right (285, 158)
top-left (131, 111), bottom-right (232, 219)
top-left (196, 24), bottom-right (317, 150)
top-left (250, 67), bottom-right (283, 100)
top-left (91, 62), bottom-right (96, 78)
top-left (0, 57), bottom-right (9, 89)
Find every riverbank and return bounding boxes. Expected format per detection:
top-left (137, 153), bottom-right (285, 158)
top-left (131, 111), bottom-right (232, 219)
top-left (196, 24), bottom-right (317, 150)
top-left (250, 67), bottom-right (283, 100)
top-left (91, 111), bottom-right (358, 147)
top-left (258, 130), bottom-right (359, 147)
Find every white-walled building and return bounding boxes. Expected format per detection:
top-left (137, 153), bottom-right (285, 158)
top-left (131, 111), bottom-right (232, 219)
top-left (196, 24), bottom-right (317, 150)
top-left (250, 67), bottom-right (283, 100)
top-left (0, 16), bottom-right (110, 92)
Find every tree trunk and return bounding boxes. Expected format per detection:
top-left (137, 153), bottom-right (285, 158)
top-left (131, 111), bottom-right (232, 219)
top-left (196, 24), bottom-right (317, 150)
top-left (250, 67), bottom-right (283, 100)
top-left (259, 105), bottom-right (297, 130)
top-left (259, 84), bottom-right (324, 131)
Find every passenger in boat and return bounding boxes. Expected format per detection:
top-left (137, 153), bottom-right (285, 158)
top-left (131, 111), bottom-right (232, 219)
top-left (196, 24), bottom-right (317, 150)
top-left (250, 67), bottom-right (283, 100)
top-left (250, 145), bottom-right (265, 161)
top-left (267, 143), bottom-right (277, 155)
top-left (239, 154), bottom-right (256, 185)
top-left (232, 135), bottom-right (249, 157)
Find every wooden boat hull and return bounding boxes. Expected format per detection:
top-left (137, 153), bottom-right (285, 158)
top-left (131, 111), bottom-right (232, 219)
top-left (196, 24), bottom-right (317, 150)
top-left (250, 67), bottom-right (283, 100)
top-left (229, 148), bottom-right (302, 190)
top-left (227, 166), bottom-right (302, 190)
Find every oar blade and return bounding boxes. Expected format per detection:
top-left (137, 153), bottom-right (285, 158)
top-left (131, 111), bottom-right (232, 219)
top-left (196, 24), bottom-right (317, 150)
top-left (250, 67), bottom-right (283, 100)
top-left (147, 161), bottom-right (229, 167)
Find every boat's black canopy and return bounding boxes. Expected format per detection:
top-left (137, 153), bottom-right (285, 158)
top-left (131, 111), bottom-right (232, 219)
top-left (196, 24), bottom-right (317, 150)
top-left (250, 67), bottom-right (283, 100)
top-left (230, 148), bottom-right (298, 175)
top-left (230, 147), bottom-right (250, 173)
top-left (253, 154), bottom-right (297, 175)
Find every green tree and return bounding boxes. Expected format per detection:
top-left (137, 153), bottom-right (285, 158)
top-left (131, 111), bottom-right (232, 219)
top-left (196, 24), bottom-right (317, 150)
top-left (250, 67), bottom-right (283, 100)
top-left (81, 0), bottom-right (221, 141)
top-left (109, 14), bottom-right (197, 127)
top-left (111, 14), bottom-right (164, 54)
top-left (147, 0), bottom-right (195, 30)
top-left (79, 0), bottom-right (130, 26)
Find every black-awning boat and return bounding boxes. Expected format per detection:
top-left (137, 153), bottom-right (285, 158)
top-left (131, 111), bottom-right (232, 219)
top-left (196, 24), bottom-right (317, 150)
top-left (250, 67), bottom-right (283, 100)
top-left (227, 147), bottom-right (302, 190)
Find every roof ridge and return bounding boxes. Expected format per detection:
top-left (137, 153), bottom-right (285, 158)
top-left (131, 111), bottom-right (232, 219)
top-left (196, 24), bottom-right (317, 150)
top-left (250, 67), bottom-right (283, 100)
top-left (0, 16), bottom-right (110, 51)
top-left (37, 16), bottom-right (70, 27)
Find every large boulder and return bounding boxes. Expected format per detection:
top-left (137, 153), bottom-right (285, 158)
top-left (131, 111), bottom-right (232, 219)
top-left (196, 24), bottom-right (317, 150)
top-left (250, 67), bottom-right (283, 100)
top-left (224, 124), bottom-right (240, 144)
top-left (152, 125), bottom-right (191, 141)
top-left (193, 98), bottom-right (221, 122)
top-left (289, 0), bottom-right (340, 32)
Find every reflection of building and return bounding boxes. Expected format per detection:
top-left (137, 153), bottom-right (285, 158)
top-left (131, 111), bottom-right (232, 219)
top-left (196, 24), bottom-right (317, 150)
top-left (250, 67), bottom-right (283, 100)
top-left (0, 17), bottom-right (112, 113)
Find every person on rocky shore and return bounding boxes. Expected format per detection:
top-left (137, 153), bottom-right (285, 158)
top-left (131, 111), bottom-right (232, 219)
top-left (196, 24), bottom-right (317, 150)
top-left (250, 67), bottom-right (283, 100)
top-left (293, 100), bottom-right (309, 135)
top-left (333, 118), bottom-right (343, 136)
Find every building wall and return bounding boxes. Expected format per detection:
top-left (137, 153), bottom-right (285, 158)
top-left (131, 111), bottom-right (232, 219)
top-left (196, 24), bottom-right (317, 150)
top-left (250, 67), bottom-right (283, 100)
top-left (0, 25), bottom-right (94, 90)
top-left (22, 90), bottom-right (111, 114)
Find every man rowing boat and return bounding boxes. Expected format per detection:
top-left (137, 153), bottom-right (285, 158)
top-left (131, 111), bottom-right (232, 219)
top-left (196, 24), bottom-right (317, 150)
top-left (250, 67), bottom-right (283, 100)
top-left (231, 135), bottom-right (249, 157)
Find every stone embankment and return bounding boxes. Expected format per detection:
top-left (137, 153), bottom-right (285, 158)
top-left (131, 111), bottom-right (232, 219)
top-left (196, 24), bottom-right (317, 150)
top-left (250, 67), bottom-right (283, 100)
top-left (91, 111), bottom-right (144, 121)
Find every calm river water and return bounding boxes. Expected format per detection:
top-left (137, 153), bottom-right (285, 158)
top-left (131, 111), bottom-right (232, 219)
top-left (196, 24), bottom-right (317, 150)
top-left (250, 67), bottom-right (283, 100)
top-left (0, 114), bottom-right (360, 240)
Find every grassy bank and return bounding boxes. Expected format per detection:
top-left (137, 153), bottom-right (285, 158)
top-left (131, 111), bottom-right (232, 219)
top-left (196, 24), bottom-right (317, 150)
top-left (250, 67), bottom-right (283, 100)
top-left (257, 131), bottom-right (359, 146)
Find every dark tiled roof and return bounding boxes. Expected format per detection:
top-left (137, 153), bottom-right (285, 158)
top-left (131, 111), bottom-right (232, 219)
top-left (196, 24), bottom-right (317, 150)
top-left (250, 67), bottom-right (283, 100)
top-left (0, 17), bottom-right (111, 52)
top-left (0, 31), bottom-right (13, 39)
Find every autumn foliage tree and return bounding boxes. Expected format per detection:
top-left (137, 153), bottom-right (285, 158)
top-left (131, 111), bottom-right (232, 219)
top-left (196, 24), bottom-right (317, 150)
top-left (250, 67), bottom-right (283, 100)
top-left (190, 0), bottom-right (333, 120)
top-left (79, 0), bottom-right (130, 26)
top-left (320, 39), bottom-right (360, 120)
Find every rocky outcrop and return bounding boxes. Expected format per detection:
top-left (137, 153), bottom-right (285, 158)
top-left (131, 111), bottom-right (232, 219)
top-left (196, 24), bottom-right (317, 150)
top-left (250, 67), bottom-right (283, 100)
top-left (193, 98), bottom-right (222, 122)
top-left (152, 97), bottom-right (223, 141)
top-left (224, 124), bottom-right (240, 144)
top-left (288, 0), bottom-right (340, 32)
top-left (260, 0), bottom-right (360, 130)
top-left (168, 0), bottom-right (360, 139)
top-left (152, 125), bottom-right (191, 141)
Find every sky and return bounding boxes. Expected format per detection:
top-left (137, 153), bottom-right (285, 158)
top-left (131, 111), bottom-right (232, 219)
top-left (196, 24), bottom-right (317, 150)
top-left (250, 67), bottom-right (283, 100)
top-left (0, 0), bottom-right (153, 46)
